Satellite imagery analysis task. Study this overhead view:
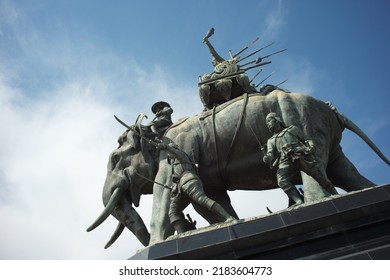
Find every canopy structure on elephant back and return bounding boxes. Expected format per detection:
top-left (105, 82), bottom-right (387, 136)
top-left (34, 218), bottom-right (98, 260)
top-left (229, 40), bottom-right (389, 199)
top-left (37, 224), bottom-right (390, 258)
top-left (198, 27), bottom-right (287, 110)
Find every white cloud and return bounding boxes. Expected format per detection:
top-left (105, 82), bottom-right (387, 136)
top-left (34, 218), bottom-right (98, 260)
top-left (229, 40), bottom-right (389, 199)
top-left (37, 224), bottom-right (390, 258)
top-left (0, 10), bottom-right (206, 257)
top-left (0, 20), bottom-right (288, 258)
top-left (0, 0), bottom-right (321, 259)
top-left (0, 8), bottom-right (167, 258)
top-left (2, 0), bottom-right (386, 260)
top-left (263, 0), bottom-right (286, 39)
top-left (1, 74), bottom-right (118, 258)
top-left (280, 56), bottom-right (329, 97)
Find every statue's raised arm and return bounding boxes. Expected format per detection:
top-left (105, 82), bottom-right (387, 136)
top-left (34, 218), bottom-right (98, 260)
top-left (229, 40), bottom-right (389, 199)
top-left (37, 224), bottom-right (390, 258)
top-left (203, 27), bottom-right (225, 66)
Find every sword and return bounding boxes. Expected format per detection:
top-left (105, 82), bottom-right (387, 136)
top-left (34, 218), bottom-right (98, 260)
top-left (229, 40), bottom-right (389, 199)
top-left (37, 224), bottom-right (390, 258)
top-left (203, 27), bottom-right (215, 43)
top-left (248, 124), bottom-right (265, 152)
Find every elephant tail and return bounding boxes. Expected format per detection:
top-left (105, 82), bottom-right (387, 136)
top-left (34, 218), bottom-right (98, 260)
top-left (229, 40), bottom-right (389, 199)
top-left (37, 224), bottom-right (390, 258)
top-left (337, 109), bottom-right (390, 166)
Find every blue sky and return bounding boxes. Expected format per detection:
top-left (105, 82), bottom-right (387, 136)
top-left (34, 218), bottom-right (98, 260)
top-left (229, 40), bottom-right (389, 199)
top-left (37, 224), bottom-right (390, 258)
top-left (1, 0), bottom-right (389, 259)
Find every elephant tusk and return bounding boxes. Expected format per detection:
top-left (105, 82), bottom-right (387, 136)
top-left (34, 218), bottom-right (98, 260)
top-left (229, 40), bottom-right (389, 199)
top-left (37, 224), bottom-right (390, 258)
top-left (104, 222), bottom-right (125, 249)
top-left (86, 187), bottom-right (123, 232)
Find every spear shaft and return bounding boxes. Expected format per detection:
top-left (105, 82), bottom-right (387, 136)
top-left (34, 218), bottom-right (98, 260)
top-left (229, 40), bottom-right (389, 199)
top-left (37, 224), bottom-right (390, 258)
top-left (237, 42), bottom-right (274, 63)
top-left (233, 36), bottom-right (260, 58)
top-left (114, 115), bottom-right (161, 148)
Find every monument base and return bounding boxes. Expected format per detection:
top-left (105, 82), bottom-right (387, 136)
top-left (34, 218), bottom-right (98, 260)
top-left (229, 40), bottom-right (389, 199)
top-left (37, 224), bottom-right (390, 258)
top-left (130, 184), bottom-right (390, 260)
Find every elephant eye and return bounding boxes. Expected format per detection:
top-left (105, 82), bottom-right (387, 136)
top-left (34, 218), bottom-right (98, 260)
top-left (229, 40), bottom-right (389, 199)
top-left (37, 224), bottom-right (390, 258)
top-left (125, 145), bottom-right (140, 156)
top-left (110, 153), bottom-right (120, 167)
top-left (114, 154), bottom-right (120, 164)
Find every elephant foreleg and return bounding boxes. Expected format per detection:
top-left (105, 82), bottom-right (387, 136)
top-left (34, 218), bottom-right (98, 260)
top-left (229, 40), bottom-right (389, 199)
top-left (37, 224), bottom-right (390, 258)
top-left (150, 181), bottom-right (175, 244)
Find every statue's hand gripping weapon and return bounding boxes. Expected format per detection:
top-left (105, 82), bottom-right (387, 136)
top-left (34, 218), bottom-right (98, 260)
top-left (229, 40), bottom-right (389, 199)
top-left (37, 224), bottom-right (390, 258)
top-left (114, 115), bottom-right (174, 190)
top-left (114, 115), bottom-right (161, 148)
top-left (248, 124), bottom-right (266, 152)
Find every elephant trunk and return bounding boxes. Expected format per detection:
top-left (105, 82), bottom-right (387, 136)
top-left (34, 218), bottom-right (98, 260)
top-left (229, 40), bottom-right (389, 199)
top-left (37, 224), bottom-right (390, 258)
top-left (86, 187), bottom-right (123, 232)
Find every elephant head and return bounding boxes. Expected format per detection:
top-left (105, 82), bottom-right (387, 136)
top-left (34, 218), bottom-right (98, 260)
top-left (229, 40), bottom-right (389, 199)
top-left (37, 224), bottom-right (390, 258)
top-left (87, 125), bottom-right (158, 248)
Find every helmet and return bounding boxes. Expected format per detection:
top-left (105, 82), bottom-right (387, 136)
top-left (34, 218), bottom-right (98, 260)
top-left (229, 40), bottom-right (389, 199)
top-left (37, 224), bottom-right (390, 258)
top-left (151, 101), bottom-right (171, 114)
top-left (266, 112), bottom-right (284, 125)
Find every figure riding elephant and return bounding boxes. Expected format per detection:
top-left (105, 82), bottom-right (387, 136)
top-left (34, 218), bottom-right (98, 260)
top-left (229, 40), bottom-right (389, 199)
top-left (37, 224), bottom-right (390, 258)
top-left (87, 90), bottom-right (389, 248)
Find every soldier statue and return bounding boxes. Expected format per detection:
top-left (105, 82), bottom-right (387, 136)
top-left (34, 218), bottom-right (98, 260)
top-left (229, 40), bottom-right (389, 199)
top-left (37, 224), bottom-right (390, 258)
top-left (148, 101), bottom-right (173, 137)
top-left (262, 112), bottom-right (337, 206)
top-left (158, 141), bottom-right (236, 233)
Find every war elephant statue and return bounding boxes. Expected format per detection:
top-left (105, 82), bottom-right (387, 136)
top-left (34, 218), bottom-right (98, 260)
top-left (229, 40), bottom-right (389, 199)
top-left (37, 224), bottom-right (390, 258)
top-left (87, 90), bottom-right (389, 248)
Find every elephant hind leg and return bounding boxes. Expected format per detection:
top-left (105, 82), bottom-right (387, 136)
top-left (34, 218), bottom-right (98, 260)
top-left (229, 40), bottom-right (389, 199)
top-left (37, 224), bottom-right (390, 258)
top-left (299, 156), bottom-right (337, 202)
top-left (327, 149), bottom-right (375, 192)
top-left (301, 172), bottom-right (333, 202)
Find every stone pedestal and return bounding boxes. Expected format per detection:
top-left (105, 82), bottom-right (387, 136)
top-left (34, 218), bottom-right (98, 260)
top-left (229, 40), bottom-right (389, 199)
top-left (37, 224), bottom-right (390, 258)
top-left (130, 184), bottom-right (390, 260)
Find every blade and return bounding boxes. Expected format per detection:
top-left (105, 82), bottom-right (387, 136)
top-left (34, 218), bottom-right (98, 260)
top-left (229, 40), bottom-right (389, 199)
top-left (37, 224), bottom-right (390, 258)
top-left (114, 115), bottom-right (131, 129)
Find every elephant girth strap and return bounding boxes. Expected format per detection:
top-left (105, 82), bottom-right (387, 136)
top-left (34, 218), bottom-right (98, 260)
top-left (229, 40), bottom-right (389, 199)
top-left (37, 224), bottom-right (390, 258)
top-left (223, 93), bottom-right (249, 172)
top-left (211, 106), bottom-right (223, 186)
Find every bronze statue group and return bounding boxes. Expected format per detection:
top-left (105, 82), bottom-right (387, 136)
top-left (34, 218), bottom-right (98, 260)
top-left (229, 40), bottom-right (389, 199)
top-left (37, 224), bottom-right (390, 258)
top-left (140, 98), bottom-right (334, 233)
top-left (136, 28), bottom-right (335, 232)
top-left (87, 28), bottom-right (389, 250)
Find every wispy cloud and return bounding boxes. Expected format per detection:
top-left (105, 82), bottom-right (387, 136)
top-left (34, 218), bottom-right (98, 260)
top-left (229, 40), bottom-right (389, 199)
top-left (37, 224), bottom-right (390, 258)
top-left (0, 3), bottom-right (200, 259)
top-left (0, 69), bottom-right (123, 258)
top-left (263, 0), bottom-right (286, 39)
top-left (2, 0), bottom-right (387, 260)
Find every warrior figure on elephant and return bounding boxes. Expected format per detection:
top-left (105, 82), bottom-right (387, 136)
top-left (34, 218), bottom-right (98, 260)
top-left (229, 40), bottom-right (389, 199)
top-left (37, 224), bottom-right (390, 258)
top-left (158, 141), bottom-right (236, 234)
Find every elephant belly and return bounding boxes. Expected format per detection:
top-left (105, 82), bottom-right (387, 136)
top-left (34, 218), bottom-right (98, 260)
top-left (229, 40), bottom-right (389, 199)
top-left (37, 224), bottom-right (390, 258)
top-left (199, 152), bottom-right (279, 191)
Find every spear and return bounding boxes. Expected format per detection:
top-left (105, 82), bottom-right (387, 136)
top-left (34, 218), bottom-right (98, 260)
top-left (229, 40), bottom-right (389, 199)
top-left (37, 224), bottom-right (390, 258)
top-left (249, 68), bottom-right (263, 84)
top-left (275, 79), bottom-right (288, 87)
top-left (239, 48), bottom-right (287, 69)
top-left (233, 36), bottom-right (260, 58)
top-left (260, 48), bottom-right (287, 61)
top-left (255, 71), bottom-right (275, 88)
top-left (239, 57), bottom-right (262, 68)
top-left (240, 61), bottom-right (271, 72)
top-left (237, 42), bottom-right (274, 63)
top-left (133, 169), bottom-right (172, 191)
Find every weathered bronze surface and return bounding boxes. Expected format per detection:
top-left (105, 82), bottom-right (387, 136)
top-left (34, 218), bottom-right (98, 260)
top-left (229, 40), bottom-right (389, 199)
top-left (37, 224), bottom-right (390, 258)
top-left (87, 29), bottom-right (389, 251)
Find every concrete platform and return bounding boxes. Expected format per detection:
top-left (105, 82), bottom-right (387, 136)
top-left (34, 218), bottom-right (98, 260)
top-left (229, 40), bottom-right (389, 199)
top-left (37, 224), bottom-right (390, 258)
top-left (130, 184), bottom-right (390, 260)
